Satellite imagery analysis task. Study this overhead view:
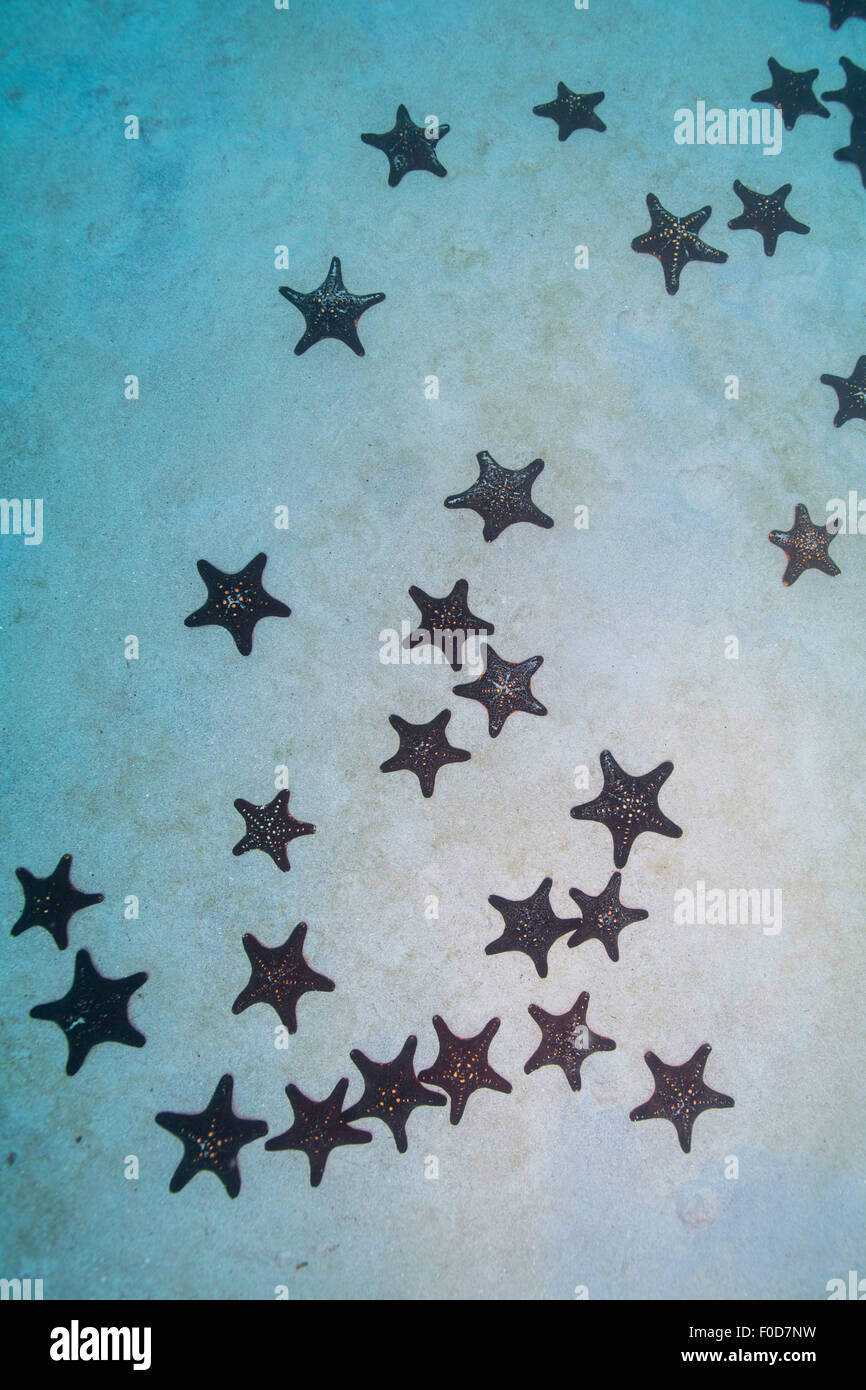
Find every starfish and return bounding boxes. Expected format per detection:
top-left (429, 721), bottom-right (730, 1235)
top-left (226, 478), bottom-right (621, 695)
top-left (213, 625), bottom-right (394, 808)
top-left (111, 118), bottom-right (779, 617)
top-left (769, 503), bottom-right (841, 586)
top-left (570, 750), bottom-right (683, 870)
top-left (30, 949), bottom-right (147, 1076)
top-left (630, 1043), bottom-right (734, 1153)
top-left (155, 1074), bottom-right (268, 1198)
top-left (279, 256), bottom-right (385, 356)
top-left (822, 56), bottom-right (866, 116)
top-left (265, 1077), bottom-right (371, 1187)
top-left (361, 104), bottom-right (449, 186)
top-left (10, 853), bottom-right (103, 951)
top-left (232, 788), bottom-right (316, 871)
top-left (406, 578), bottom-right (494, 670)
top-left (801, 0), bottom-right (866, 30)
top-left (524, 992), bottom-right (615, 1092)
top-left (822, 355), bottom-right (866, 426)
top-left (631, 194), bottom-right (727, 296)
top-left (485, 878), bottom-right (579, 978)
top-left (232, 924), bottom-right (334, 1033)
top-left (380, 709), bottom-right (470, 798)
top-left (184, 552), bottom-right (290, 656)
top-left (567, 870), bottom-right (649, 963)
top-left (444, 452), bottom-right (554, 542)
top-left (532, 82), bottom-right (606, 139)
top-left (833, 118), bottom-right (866, 187)
top-left (342, 1035), bottom-right (447, 1152)
top-left (727, 181), bottom-right (809, 256)
top-left (453, 646), bottom-right (546, 738)
top-left (751, 58), bottom-right (830, 130)
top-left (418, 1015), bottom-right (512, 1125)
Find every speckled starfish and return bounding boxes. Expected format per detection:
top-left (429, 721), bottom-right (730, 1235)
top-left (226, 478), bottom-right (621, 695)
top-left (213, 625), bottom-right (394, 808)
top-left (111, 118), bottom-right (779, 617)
top-left (532, 82), bottom-right (606, 139)
top-left (155, 1074), bottom-right (268, 1198)
top-left (361, 104), bottom-right (449, 186)
top-left (444, 452), bottom-right (554, 542)
top-left (232, 789), bottom-right (316, 871)
top-left (524, 992), bottom-right (615, 1092)
top-left (630, 1043), bottom-right (734, 1153)
top-left (453, 646), bottom-right (546, 737)
top-left (232, 924), bottom-right (334, 1033)
top-left (10, 853), bottom-right (103, 951)
top-left (821, 356), bottom-right (866, 425)
top-left (342, 1035), bottom-right (447, 1152)
top-left (380, 709), bottom-right (471, 798)
top-left (570, 750), bottom-right (683, 869)
top-left (801, 0), bottom-right (866, 31)
top-left (567, 870), bottom-right (649, 962)
top-left (184, 553), bottom-right (290, 656)
top-left (30, 949), bottom-right (147, 1076)
top-left (769, 503), bottom-right (841, 586)
top-left (418, 1015), bottom-right (512, 1124)
top-left (485, 877), bottom-right (580, 978)
top-left (406, 578), bottom-right (494, 671)
top-left (631, 194), bottom-right (727, 295)
top-left (822, 56), bottom-right (866, 116)
top-left (265, 1077), bottom-right (372, 1187)
top-left (751, 57), bottom-right (830, 130)
top-left (727, 181), bottom-right (809, 256)
top-left (833, 118), bottom-right (866, 186)
top-left (279, 256), bottom-right (385, 356)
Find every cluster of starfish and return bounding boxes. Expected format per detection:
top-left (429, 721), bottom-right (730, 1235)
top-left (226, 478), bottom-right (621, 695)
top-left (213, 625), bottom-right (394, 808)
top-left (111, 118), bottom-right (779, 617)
top-left (20, 10), bottom-right (866, 1203)
top-left (10, 854), bottom-right (147, 1077)
top-left (6, 816), bottom-right (736, 1193)
top-left (380, 565), bottom-right (549, 796)
top-left (154, 1016), bottom-right (735, 1194)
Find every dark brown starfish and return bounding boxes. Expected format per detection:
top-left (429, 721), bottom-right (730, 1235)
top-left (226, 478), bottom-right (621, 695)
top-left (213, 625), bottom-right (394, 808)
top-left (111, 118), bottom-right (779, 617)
top-left (232, 924), bottom-right (334, 1033)
top-left (232, 789), bottom-right (316, 871)
top-left (406, 579), bottom-right (494, 671)
top-left (524, 992), bottom-right (615, 1092)
top-left (10, 853), bottom-right (103, 951)
top-left (769, 503), bottom-right (841, 586)
top-left (184, 552), bottom-right (290, 656)
top-left (265, 1077), bottom-right (372, 1187)
top-left (155, 1074), bottom-right (268, 1198)
top-left (485, 877), bottom-right (579, 977)
top-left (570, 750), bottom-right (682, 869)
top-left (567, 871), bottom-right (649, 962)
top-left (418, 1015), bottom-right (512, 1124)
top-left (630, 1043), bottom-right (734, 1153)
top-left (30, 949), bottom-right (147, 1076)
top-left (453, 646), bottom-right (546, 737)
top-left (342, 1035), bottom-right (446, 1152)
top-left (380, 709), bottom-right (471, 798)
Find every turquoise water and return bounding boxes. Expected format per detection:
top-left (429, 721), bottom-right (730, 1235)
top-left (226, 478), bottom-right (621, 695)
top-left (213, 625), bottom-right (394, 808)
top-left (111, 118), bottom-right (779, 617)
top-left (1, 0), bottom-right (865, 1300)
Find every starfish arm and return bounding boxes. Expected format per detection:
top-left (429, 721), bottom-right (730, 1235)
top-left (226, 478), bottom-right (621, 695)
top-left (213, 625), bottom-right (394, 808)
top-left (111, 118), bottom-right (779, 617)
top-left (816, 555), bottom-right (842, 577)
top-left (681, 204), bottom-right (712, 232)
top-left (783, 555), bottom-right (807, 585)
top-left (479, 1016), bottom-right (502, 1049)
top-left (689, 238), bottom-right (728, 266)
top-left (323, 257), bottom-right (344, 293)
top-left (697, 1083), bottom-right (735, 1114)
top-left (278, 285), bottom-right (306, 309)
top-left (231, 980), bottom-right (267, 1018)
top-left (629, 1092), bottom-right (671, 1124)
top-left (484, 1068), bottom-right (513, 1096)
top-left (654, 810), bottom-right (684, 840)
